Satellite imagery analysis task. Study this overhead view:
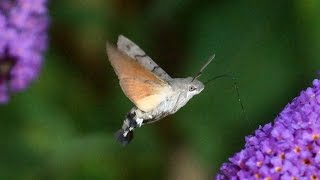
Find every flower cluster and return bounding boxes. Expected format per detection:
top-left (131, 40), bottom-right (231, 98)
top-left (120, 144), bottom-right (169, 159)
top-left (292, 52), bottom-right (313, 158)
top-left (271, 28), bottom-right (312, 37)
top-left (216, 79), bottom-right (320, 179)
top-left (0, 0), bottom-right (48, 103)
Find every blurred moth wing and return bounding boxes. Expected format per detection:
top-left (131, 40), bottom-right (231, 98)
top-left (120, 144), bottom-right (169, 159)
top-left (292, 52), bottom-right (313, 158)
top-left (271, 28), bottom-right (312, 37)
top-left (106, 44), bottom-right (171, 112)
top-left (117, 35), bottom-right (172, 81)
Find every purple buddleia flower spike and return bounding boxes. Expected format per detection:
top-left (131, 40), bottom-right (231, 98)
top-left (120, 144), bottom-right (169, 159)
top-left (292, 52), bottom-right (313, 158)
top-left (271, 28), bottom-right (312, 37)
top-left (216, 79), bottom-right (320, 180)
top-left (0, 0), bottom-right (48, 103)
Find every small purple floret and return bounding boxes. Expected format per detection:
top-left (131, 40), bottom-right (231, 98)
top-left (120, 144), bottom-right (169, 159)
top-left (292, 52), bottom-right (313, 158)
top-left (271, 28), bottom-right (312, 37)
top-left (216, 79), bottom-right (320, 180)
top-left (0, 0), bottom-right (48, 103)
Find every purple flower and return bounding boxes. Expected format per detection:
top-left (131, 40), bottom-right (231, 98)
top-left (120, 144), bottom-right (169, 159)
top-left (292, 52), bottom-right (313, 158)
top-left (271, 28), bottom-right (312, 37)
top-left (216, 79), bottom-right (320, 180)
top-left (0, 0), bottom-right (48, 103)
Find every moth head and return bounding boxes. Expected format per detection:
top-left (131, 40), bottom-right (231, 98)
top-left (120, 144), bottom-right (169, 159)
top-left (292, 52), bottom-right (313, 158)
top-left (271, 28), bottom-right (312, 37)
top-left (186, 77), bottom-right (205, 97)
top-left (170, 77), bottom-right (204, 107)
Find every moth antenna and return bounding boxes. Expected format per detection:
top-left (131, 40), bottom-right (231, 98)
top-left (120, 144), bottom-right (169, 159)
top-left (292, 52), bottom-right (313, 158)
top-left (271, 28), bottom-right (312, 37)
top-left (192, 54), bottom-right (215, 81)
top-left (204, 74), bottom-right (248, 121)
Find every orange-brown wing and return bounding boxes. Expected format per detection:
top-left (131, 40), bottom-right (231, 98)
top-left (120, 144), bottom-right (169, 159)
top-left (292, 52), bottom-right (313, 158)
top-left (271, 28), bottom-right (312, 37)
top-left (106, 43), bottom-right (170, 112)
top-left (120, 78), bottom-right (170, 112)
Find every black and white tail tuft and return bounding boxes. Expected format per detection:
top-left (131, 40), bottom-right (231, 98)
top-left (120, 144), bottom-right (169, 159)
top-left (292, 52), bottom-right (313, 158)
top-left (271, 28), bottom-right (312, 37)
top-left (115, 112), bottom-right (137, 146)
top-left (114, 129), bottom-right (134, 146)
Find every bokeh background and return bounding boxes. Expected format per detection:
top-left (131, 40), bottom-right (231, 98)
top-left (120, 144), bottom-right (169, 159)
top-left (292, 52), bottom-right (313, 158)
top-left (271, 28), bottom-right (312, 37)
top-left (1, 0), bottom-right (320, 179)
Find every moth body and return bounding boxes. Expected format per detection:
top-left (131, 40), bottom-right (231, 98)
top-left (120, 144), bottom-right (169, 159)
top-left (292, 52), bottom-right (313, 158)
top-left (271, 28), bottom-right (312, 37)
top-left (107, 35), bottom-right (206, 146)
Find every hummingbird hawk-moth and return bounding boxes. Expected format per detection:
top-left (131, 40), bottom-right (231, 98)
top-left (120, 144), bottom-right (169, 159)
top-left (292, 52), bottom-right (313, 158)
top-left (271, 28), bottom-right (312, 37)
top-left (106, 35), bottom-right (214, 146)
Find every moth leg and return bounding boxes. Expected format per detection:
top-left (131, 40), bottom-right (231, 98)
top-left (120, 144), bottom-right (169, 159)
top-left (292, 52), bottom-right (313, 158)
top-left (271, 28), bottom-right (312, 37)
top-left (172, 93), bottom-right (182, 112)
top-left (141, 117), bottom-right (161, 125)
top-left (141, 119), bottom-right (152, 124)
top-left (136, 118), bottom-right (144, 127)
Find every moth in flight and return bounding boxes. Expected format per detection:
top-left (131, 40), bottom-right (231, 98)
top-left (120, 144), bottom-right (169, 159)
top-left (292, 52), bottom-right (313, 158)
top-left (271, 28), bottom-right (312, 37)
top-left (106, 35), bottom-right (213, 146)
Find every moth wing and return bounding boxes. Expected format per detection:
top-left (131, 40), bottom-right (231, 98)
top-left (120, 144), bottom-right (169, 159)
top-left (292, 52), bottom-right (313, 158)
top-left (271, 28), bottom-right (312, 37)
top-left (117, 35), bottom-right (172, 82)
top-left (106, 44), bottom-right (171, 112)
top-left (120, 78), bottom-right (170, 112)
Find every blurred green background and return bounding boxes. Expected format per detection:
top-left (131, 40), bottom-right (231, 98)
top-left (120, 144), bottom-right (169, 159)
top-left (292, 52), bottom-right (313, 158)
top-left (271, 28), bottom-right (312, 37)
top-left (1, 0), bottom-right (320, 179)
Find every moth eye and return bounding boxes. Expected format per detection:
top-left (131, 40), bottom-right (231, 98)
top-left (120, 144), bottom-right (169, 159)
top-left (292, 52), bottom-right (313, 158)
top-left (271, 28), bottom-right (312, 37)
top-left (188, 86), bottom-right (197, 92)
